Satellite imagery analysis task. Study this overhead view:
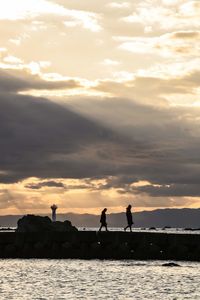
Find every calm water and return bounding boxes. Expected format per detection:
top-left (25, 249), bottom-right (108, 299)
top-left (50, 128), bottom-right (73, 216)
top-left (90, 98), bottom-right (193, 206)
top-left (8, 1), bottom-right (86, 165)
top-left (2, 227), bottom-right (200, 235)
top-left (79, 227), bottom-right (200, 234)
top-left (0, 259), bottom-right (199, 299)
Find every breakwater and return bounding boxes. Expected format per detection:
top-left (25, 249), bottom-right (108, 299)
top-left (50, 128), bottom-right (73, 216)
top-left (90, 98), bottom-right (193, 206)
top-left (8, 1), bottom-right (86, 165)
top-left (0, 231), bottom-right (200, 261)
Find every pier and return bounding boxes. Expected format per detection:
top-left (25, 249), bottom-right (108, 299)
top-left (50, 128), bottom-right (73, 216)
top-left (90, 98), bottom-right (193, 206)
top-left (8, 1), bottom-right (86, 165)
top-left (0, 231), bottom-right (200, 261)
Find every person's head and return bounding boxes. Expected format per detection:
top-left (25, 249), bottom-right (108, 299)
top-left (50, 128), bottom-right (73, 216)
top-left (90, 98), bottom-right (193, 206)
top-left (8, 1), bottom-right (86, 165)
top-left (127, 204), bottom-right (132, 210)
top-left (103, 208), bottom-right (107, 213)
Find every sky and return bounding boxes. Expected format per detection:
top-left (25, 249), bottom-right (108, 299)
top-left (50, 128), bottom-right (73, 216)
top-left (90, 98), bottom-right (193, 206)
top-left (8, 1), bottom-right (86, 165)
top-left (0, 0), bottom-right (200, 215)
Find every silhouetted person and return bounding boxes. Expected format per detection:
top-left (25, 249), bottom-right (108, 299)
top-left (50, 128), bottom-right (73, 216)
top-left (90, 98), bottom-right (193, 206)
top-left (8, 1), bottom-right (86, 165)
top-left (99, 208), bottom-right (108, 232)
top-left (124, 204), bottom-right (133, 232)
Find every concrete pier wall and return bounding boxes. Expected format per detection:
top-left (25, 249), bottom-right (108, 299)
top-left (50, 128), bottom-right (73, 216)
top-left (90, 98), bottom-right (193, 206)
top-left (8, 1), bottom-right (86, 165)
top-left (0, 231), bottom-right (200, 261)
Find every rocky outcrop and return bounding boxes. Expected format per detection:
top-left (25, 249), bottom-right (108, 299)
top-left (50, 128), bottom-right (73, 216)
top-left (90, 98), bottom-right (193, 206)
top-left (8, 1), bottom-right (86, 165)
top-left (16, 215), bottom-right (78, 232)
top-left (162, 262), bottom-right (180, 267)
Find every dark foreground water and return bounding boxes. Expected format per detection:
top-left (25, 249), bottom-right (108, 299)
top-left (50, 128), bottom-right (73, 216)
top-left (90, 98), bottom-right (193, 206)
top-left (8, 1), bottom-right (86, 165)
top-left (0, 259), bottom-right (199, 299)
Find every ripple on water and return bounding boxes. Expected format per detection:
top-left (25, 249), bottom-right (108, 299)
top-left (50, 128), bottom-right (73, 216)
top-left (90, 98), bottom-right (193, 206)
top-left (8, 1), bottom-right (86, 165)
top-left (0, 259), bottom-right (199, 299)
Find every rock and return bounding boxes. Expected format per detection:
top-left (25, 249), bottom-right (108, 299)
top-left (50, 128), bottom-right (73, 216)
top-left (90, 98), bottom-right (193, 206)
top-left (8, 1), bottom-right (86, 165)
top-left (16, 215), bottom-right (51, 232)
top-left (16, 215), bottom-right (78, 232)
top-left (51, 220), bottom-right (78, 232)
top-left (162, 226), bottom-right (171, 230)
top-left (149, 227), bottom-right (156, 230)
top-left (162, 262), bottom-right (180, 267)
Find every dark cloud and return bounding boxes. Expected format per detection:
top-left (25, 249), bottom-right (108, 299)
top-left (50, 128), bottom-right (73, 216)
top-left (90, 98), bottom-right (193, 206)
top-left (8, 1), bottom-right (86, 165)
top-left (1, 69), bottom-right (200, 199)
top-left (0, 90), bottom-right (133, 183)
top-left (66, 96), bottom-right (200, 189)
top-left (25, 180), bottom-right (65, 189)
top-left (0, 69), bottom-right (80, 93)
top-left (1, 88), bottom-right (200, 193)
top-left (87, 175), bottom-right (200, 198)
top-left (135, 183), bottom-right (200, 197)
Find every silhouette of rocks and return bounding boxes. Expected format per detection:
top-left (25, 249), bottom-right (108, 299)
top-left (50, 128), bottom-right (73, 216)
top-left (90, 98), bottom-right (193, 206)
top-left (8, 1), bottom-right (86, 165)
top-left (52, 220), bottom-right (78, 232)
top-left (16, 215), bottom-right (78, 232)
top-left (184, 227), bottom-right (200, 231)
top-left (162, 262), bottom-right (180, 267)
top-left (149, 227), bottom-right (156, 230)
top-left (162, 226), bottom-right (171, 230)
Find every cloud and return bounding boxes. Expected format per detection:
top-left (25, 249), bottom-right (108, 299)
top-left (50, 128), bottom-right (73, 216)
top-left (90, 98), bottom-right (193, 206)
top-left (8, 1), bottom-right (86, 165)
top-left (92, 69), bottom-right (200, 107)
top-left (0, 69), bottom-right (81, 92)
top-left (1, 0), bottom-right (200, 212)
top-left (122, 1), bottom-right (200, 31)
top-left (64, 96), bottom-right (200, 188)
top-left (1, 89), bottom-right (200, 210)
top-left (3, 55), bottom-right (23, 64)
top-left (102, 59), bottom-right (120, 66)
top-left (0, 89), bottom-right (132, 183)
top-left (63, 10), bottom-right (101, 32)
top-left (26, 180), bottom-right (65, 189)
top-left (172, 31), bottom-right (200, 39)
top-left (108, 2), bottom-right (130, 9)
top-left (117, 30), bottom-right (200, 57)
top-left (1, 58), bottom-right (200, 201)
top-left (0, 0), bottom-right (101, 32)
top-left (103, 177), bottom-right (200, 198)
top-left (135, 183), bottom-right (200, 197)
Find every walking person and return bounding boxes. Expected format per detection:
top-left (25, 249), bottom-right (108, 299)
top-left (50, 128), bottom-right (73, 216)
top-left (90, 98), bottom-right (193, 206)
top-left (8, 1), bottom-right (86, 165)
top-left (124, 204), bottom-right (134, 232)
top-left (99, 208), bottom-right (108, 232)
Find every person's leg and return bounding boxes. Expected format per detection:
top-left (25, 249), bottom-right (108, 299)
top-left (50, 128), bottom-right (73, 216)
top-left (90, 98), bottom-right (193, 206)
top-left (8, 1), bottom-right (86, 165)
top-left (105, 224), bottom-right (108, 232)
top-left (124, 225), bottom-right (128, 231)
top-left (99, 225), bottom-right (103, 232)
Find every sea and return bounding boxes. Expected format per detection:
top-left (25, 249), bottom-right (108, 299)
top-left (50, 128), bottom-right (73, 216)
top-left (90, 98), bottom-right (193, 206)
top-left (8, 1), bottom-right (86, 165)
top-left (0, 227), bottom-right (200, 299)
top-left (2, 227), bottom-right (200, 234)
top-left (0, 259), bottom-right (199, 299)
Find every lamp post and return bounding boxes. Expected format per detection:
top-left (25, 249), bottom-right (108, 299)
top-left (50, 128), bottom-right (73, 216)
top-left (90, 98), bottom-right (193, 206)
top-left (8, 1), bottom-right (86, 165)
top-left (51, 204), bottom-right (58, 222)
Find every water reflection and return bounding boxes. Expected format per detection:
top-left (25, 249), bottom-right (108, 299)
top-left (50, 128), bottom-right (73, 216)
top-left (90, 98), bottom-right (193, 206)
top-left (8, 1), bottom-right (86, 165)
top-left (0, 259), bottom-right (199, 299)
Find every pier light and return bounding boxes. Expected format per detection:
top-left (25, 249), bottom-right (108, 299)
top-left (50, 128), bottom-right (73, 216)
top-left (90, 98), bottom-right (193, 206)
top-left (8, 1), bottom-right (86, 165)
top-left (50, 204), bottom-right (58, 222)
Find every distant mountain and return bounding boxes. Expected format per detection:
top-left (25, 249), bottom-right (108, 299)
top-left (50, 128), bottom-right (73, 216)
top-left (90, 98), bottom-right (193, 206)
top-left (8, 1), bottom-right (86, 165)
top-left (1, 208), bottom-right (200, 228)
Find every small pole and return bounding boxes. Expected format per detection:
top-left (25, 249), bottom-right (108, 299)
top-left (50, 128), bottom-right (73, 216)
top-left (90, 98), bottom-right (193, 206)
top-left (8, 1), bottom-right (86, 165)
top-left (51, 204), bottom-right (58, 222)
